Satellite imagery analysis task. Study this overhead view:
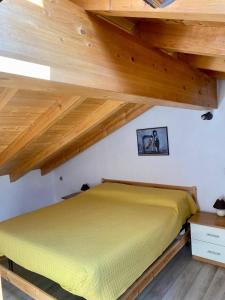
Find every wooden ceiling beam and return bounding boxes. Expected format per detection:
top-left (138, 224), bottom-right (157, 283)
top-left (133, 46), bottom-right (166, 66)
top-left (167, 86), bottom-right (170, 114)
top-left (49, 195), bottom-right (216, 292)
top-left (0, 96), bottom-right (86, 168)
top-left (137, 21), bottom-right (225, 58)
top-left (202, 70), bottom-right (225, 81)
top-left (73, 0), bottom-right (225, 22)
top-left (72, 0), bottom-right (110, 10)
top-left (0, 1), bottom-right (217, 109)
top-left (0, 88), bottom-right (17, 111)
top-left (10, 100), bottom-right (125, 182)
top-left (41, 103), bottom-right (153, 174)
top-left (178, 54), bottom-right (225, 73)
top-left (0, 72), bottom-right (147, 105)
top-left (0, 72), bottom-right (216, 110)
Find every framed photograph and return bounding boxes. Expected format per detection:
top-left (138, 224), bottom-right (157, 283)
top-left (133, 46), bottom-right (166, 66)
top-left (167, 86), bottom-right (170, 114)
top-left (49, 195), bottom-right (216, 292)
top-left (136, 127), bottom-right (169, 156)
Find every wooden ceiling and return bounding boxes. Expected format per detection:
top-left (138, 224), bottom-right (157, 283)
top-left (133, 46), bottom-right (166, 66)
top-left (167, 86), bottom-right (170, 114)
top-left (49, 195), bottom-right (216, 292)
top-left (77, 0), bottom-right (225, 81)
top-left (0, 0), bottom-right (222, 181)
top-left (0, 88), bottom-right (151, 182)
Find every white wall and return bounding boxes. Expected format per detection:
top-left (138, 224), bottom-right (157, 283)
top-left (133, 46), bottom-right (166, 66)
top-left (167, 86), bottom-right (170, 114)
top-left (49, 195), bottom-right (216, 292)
top-left (52, 81), bottom-right (225, 212)
top-left (0, 171), bottom-right (55, 221)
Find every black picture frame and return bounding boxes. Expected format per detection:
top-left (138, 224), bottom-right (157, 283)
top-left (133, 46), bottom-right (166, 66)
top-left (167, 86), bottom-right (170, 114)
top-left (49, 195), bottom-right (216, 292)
top-left (136, 126), bottom-right (169, 156)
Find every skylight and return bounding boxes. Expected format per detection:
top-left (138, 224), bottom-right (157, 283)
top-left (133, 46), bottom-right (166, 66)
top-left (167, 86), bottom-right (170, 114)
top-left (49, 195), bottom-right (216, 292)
top-left (0, 56), bottom-right (50, 80)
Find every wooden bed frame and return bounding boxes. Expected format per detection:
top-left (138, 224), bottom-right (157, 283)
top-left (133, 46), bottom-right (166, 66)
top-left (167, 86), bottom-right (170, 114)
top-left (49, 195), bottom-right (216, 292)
top-left (0, 179), bottom-right (197, 300)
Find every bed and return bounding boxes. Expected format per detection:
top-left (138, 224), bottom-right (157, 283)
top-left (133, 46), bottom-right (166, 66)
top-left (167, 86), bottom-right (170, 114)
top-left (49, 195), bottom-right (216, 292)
top-left (0, 179), bottom-right (197, 300)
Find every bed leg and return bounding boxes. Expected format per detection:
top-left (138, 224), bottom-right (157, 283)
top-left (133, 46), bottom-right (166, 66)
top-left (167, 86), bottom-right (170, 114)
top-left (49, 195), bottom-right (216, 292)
top-left (0, 275), bottom-right (3, 300)
top-left (8, 260), bottom-right (13, 272)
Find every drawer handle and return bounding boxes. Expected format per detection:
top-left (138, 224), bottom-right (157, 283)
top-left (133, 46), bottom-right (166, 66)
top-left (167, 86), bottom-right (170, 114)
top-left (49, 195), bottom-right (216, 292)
top-left (207, 233), bottom-right (220, 238)
top-left (208, 250), bottom-right (221, 256)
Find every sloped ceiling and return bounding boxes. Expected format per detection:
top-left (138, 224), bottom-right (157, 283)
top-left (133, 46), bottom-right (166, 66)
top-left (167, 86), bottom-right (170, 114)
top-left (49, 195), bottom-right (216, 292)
top-left (0, 0), bottom-right (220, 181)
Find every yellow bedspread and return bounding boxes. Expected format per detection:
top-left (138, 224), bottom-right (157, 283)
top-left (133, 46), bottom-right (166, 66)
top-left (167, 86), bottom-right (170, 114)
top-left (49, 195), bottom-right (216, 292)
top-left (0, 182), bottom-right (197, 300)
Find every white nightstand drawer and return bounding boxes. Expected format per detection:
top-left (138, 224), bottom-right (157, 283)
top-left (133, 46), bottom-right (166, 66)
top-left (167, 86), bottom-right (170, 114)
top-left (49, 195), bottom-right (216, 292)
top-left (191, 223), bottom-right (225, 246)
top-left (192, 239), bottom-right (225, 264)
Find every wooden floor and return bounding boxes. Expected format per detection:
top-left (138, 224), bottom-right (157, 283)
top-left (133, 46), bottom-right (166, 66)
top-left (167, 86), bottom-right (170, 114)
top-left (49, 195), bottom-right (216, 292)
top-left (2, 246), bottom-right (225, 300)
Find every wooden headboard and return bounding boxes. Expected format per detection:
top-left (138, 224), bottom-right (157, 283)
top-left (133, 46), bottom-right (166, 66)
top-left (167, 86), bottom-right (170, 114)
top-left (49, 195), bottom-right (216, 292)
top-left (102, 178), bottom-right (198, 203)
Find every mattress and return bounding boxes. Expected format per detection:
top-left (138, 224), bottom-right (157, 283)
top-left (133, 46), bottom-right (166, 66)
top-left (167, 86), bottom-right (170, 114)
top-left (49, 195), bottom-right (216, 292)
top-left (0, 182), bottom-right (197, 300)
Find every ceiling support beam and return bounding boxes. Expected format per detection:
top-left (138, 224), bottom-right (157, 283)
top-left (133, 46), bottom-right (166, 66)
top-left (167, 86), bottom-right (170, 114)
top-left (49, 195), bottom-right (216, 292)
top-left (202, 71), bottom-right (225, 81)
top-left (72, 0), bottom-right (110, 10)
top-left (137, 21), bottom-right (225, 58)
top-left (0, 0), bottom-right (217, 109)
top-left (178, 54), bottom-right (225, 73)
top-left (74, 0), bottom-right (225, 22)
top-left (10, 100), bottom-right (125, 182)
top-left (0, 88), bottom-right (17, 111)
top-left (0, 96), bottom-right (86, 168)
top-left (41, 103), bottom-right (153, 174)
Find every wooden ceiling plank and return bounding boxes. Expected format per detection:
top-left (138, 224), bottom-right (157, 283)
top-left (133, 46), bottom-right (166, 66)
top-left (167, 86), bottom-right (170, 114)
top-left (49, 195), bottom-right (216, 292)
top-left (0, 0), bottom-right (217, 109)
top-left (0, 88), bottom-right (17, 111)
top-left (41, 103), bottom-right (153, 174)
top-left (10, 100), bottom-right (125, 182)
top-left (0, 96), bottom-right (86, 168)
top-left (76, 0), bottom-right (225, 22)
top-left (137, 21), bottom-right (225, 58)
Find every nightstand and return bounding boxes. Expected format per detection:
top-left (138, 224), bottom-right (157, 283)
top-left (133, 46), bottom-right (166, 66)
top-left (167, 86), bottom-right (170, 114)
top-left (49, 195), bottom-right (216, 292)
top-left (189, 212), bottom-right (225, 267)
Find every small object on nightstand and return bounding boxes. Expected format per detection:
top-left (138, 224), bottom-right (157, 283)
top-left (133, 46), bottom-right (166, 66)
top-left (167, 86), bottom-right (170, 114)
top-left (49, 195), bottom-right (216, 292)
top-left (213, 198), bottom-right (225, 217)
top-left (189, 212), bottom-right (225, 268)
top-left (81, 184), bottom-right (90, 192)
